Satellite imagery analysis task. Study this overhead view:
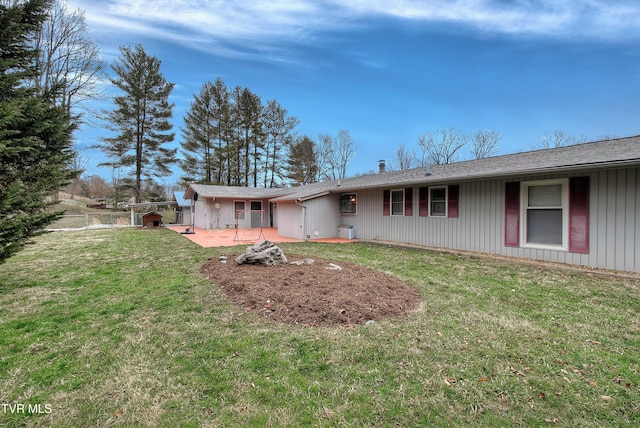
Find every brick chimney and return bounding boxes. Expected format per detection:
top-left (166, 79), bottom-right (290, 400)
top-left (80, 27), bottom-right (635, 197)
top-left (378, 160), bottom-right (386, 173)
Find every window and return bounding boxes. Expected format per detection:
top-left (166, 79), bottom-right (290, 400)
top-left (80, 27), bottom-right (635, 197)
top-left (391, 189), bottom-right (404, 216)
top-left (234, 201), bottom-right (245, 220)
top-left (521, 179), bottom-right (568, 250)
top-left (340, 193), bottom-right (357, 214)
top-left (419, 185), bottom-right (459, 218)
top-left (430, 187), bottom-right (447, 217)
top-left (505, 177), bottom-right (589, 252)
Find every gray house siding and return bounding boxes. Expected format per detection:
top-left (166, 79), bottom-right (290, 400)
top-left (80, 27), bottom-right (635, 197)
top-left (342, 167), bottom-right (640, 273)
top-left (276, 201), bottom-right (304, 239)
top-left (304, 194), bottom-right (343, 239)
top-left (192, 197), bottom-right (272, 230)
top-left (275, 195), bottom-right (343, 240)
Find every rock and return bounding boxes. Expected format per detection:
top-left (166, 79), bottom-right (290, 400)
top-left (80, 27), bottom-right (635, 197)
top-left (365, 320), bottom-right (375, 326)
top-left (326, 263), bottom-right (342, 271)
top-left (290, 258), bottom-right (315, 266)
top-left (235, 240), bottom-right (288, 266)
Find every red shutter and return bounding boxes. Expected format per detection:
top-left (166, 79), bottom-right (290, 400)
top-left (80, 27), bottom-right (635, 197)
top-left (419, 187), bottom-right (428, 217)
top-left (504, 182), bottom-right (520, 247)
top-left (569, 176), bottom-right (589, 253)
top-left (405, 188), bottom-right (413, 216)
top-left (448, 185), bottom-right (459, 218)
top-left (383, 190), bottom-right (390, 216)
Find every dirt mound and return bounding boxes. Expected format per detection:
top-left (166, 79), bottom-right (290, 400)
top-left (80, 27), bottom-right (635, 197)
top-left (200, 254), bottom-right (421, 327)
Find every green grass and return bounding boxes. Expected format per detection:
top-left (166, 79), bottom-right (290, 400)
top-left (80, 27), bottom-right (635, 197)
top-left (1, 229), bottom-right (639, 427)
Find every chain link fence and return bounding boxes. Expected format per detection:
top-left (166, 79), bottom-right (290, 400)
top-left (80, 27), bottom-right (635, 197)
top-left (47, 210), bottom-right (179, 231)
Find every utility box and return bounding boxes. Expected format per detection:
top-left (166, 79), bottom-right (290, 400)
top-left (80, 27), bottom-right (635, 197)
top-left (338, 225), bottom-right (355, 239)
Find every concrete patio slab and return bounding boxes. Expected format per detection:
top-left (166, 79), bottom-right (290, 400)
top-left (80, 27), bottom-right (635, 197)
top-left (167, 226), bottom-right (357, 248)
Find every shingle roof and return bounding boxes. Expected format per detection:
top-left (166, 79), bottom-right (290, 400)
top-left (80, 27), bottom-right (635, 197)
top-left (183, 183), bottom-right (293, 200)
top-left (186, 136), bottom-right (640, 202)
top-left (273, 136), bottom-right (640, 201)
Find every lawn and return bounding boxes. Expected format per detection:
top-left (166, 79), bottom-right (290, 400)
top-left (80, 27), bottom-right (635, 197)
top-left (0, 229), bottom-right (638, 427)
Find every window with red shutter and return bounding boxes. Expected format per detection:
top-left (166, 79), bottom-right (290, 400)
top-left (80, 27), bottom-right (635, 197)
top-left (504, 182), bottom-right (520, 247)
top-left (448, 185), bottom-right (459, 218)
top-left (569, 176), bottom-right (589, 253)
top-left (383, 190), bottom-right (390, 216)
top-left (419, 187), bottom-right (428, 217)
top-left (405, 188), bottom-right (413, 216)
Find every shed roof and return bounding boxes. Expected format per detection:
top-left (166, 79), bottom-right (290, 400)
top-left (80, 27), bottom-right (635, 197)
top-left (173, 191), bottom-right (190, 207)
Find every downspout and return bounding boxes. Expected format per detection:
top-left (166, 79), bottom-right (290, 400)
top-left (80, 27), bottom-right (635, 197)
top-left (295, 199), bottom-right (307, 241)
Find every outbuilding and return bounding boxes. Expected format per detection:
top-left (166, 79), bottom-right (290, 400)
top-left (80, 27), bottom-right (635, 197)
top-left (142, 211), bottom-right (163, 229)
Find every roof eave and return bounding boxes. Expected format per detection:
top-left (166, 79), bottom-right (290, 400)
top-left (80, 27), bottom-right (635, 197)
top-left (328, 158), bottom-right (640, 192)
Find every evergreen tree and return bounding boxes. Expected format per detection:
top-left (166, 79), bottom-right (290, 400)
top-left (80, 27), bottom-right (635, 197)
top-left (234, 87), bottom-right (263, 187)
top-left (286, 135), bottom-right (318, 185)
top-left (0, 0), bottom-right (75, 263)
top-left (211, 77), bottom-right (232, 185)
top-left (180, 81), bottom-right (220, 184)
top-left (97, 44), bottom-right (176, 203)
top-left (262, 99), bottom-right (298, 187)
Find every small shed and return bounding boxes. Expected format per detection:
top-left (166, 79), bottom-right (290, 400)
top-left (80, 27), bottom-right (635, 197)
top-left (173, 191), bottom-right (192, 225)
top-left (142, 211), bottom-right (163, 229)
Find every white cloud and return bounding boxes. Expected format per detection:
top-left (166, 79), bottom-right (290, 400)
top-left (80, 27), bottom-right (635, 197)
top-left (67, 0), bottom-right (640, 60)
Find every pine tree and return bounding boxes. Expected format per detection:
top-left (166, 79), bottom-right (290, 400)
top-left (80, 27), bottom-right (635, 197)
top-left (180, 81), bottom-right (220, 184)
top-left (262, 99), bottom-right (298, 187)
top-left (234, 87), bottom-right (263, 187)
top-left (286, 135), bottom-right (318, 185)
top-left (0, 0), bottom-right (75, 263)
top-left (97, 44), bottom-right (176, 203)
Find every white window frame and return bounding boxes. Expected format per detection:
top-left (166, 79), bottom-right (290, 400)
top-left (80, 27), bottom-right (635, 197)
top-left (234, 200), bottom-right (246, 220)
top-left (340, 193), bottom-right (357, 215)
top-left (520, 178), bottom-right (569, 251)
top-left (429, 186), bottom-right (448, 217)
top-left (390, 189), bottom-right (405, 216)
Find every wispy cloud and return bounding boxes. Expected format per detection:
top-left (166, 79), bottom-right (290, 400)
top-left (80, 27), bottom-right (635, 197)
top-left (345, 0), bottom-right (640, 40)
top-left (68, 0), bottom-right (640, 60)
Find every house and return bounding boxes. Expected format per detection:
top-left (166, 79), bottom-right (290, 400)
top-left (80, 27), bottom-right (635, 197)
top-left (184, 136), bottom-right (640, 273)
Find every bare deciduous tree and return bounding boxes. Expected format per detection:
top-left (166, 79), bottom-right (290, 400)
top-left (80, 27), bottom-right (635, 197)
top-left (319, 130), bottom-right (355, 181)
top-left (471, 129), bottom-right (501, 159)
top-left (67, 144), bottom-right (88, 199)
top-left (314, 134), bottom-right (332, 182)
top-left (417, 128), bottom-right (468, 165)
top-left (534, 130), bottom-right (586, 150)
top-left (30, 0), bottom-right (105, 122)
top-left (389, 144), bottom-right (416, 170)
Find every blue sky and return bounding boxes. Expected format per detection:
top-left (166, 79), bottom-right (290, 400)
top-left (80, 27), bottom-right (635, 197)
top-left (66, 0), bottom-right (640, 184)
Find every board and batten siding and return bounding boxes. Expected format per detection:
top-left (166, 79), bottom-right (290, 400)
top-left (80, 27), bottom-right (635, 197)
top-left (304, 194), bottom-right (343, 239)
top-left (275, 201), bottom-right (304, 240)
top-left (275, 195), bottom-right (343, 240)
top-left (192, 197), bottom-right (272, 230)
top-left (341, 167), bottom-right (640, 273)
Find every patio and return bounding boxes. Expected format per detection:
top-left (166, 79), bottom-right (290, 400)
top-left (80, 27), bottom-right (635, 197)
top-left (167, 226), bottom-right (357, 248)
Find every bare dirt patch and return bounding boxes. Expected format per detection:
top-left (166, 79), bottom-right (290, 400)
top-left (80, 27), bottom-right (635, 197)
top-left (200, 254), bottom-right (422, 327)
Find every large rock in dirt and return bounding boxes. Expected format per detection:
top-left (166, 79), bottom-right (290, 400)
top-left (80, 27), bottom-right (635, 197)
top-left (235, 240), bottom-right (288, 266)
